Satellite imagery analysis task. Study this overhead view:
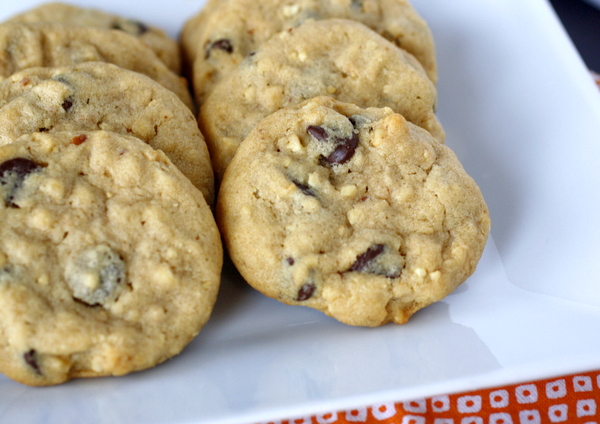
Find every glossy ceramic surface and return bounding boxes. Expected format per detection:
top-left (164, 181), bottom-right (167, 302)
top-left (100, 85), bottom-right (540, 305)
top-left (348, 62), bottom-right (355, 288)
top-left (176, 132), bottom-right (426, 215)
top-left (1, 1), bottom-right (599, 423)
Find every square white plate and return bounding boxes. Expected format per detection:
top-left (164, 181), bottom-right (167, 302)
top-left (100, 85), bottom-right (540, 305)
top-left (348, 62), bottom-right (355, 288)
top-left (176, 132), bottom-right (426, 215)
top-left (1, 0), bottom-right (600, 423)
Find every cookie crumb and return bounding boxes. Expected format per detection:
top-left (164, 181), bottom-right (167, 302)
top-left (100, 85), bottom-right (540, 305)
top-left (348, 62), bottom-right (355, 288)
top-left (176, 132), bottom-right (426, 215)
top-left (281, 4), bottom-right (300, 17)
top-left (284, 134), bottom-right (303, 152)
top-left (37, 274), bottom-right (50, 286)
top-left (153, 263), bottom-right (176, 288)
top-left (28, 208), bottom-right (55, 231)
top-left (40, 178), bottom-right (66, 201)
top-left (340, 184), bottom-right (358, 197)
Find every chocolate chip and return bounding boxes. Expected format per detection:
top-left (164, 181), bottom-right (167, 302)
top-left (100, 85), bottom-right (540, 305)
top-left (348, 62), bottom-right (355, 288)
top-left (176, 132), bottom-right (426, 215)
top-left (350, 244), bottom-right (385, 272)
top-left (349, 244), bottom-right (401, 279)
top-left (0, 264), bottom-right (15, 284)
top-left (206, 39), bottom-right (234, 59)
top-left (66, 245), bottom-right (127, 306)
top-left (62, 97), bottom-right (73, 112)
top-left (0, 158), bottom-right (41, 182)
top-left (384, 268), bottom-right (400, 279)
top-left (286, 257), bottom-right (295, 266)
top-left (307, 125), bottom-right (329, 142)
top-left (23, 349), bottom-right (42, 375)
top-left (307, 125), bottom-right (360, 165)
top-left (51, 75), bottom-right (76, 92)
top-left (323, 133), bottom-right (359, 165)
top-left (291, 179), bottom-right (315, 197)
top-left (131, 21), bottom-right (149, 35)
top-left (0, 157), bottom-right (42, 208)
top-left (349, 115), bottom-right (370, 128)
top-left (296, 283), bottom-right (316, 301)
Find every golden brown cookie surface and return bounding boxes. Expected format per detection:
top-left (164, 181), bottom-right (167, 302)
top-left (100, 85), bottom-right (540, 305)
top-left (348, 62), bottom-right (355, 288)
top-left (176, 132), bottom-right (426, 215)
top-left (7, 2), bottom-right (181, 73)
top-left (0, 62), bottom-right (214, 204)
top-left (200, 18), bottom-right (442, 181)
top-left (0, 130), bottom-right (222, 385)
top-left (181, 0), bottom-right (437, 104)
top-left (0, 22), bottom-right (192, 109)
top-left (218, 97), bottom-right (489, 327)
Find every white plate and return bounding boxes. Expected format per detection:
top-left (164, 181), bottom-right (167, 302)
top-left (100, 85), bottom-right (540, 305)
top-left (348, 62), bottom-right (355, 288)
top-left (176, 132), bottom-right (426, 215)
top-left (583, 0), bottom-right (600, 10)
top-left (1, 0), bottom-right (600, 423)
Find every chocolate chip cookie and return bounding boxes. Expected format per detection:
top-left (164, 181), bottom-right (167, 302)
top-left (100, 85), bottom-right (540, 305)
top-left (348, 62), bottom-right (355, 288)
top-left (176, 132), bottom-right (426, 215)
top-left (0, 22), bottom-right (192, 110)
top-left (199, 18), bottom-right (442, 180)
top-left (217, 97), bottom-right (489, 327)
top-left (0, 130), bottom-right (222, 385)
top-left (181, 0), bottom-right (437, 104)
top-left (7, 2), bottom-right (181, 73)
top-left (0, 62), bottom-right (214, 204)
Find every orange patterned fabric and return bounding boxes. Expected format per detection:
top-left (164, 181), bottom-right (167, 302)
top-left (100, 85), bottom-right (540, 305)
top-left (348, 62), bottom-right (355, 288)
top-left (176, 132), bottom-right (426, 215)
top-left (592, 70), bottom-right (600, 89)
top-left (270, 370), bottom-right (600, 424)
top-left (269, 74), bottom-right (600, 424)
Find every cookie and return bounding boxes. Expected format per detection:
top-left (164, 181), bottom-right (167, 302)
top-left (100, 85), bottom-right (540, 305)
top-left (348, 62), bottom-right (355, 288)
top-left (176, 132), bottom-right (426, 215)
top-left (217, 97), bottom-right (490, 327)
top-left (181, 0), bottom-right (437, 103)
top-left (0, 22), bottom-right (193, 110)
top-left (0, 130), bottom-right (222, 385)
top-left (179, 0), bottom-right (226, 73)
top-left (0, 62), bottom-right (214, 205)
top-left (7, 2), bottom-right (181, 73)
top-left (199, 18), bottom-right (442, 180)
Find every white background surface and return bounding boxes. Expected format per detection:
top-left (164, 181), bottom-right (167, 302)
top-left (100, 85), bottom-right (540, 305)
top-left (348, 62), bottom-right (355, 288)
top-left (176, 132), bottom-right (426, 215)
top-left (584, 0), bottom-right (600, 10)
top-left (1, 0), bottom-right (600, 423)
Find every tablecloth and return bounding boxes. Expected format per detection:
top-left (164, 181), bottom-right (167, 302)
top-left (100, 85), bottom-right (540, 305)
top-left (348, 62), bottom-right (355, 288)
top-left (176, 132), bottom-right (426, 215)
top-left (270, 71), bottom-right (600, 424)
top-left (273, 370), bottom-right (600, 424)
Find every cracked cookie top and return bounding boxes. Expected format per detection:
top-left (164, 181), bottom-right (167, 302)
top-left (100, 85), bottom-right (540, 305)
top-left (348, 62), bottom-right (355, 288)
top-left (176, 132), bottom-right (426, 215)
top-left (0, 22), bottom-right (192, 109)
top-left (199, 18), bottom-right (442, 181)
top-left (0, 62), bottom-right (214, 204)
top-left (217, 97), bottom-right (489, 327)
top-left (7, 2), bottom-right (181, 73)
top-left (181, 0), bottom-right (437, 103)
top-left (0, 130), bottom-right (222, 385)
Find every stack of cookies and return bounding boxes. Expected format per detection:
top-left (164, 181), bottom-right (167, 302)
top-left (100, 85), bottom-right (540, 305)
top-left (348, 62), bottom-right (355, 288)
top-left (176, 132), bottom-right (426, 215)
top-left (182, 0), bottom-right (491, 327)
top-left (0, 4), bottom-right (222, 386)
top-left (0, 0), bottom-right (491, 387)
